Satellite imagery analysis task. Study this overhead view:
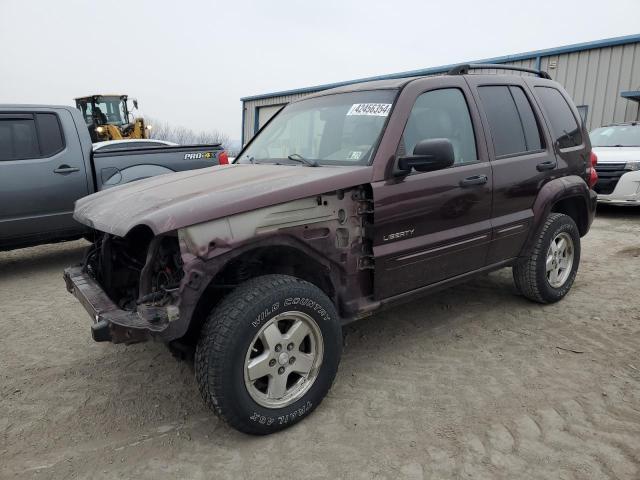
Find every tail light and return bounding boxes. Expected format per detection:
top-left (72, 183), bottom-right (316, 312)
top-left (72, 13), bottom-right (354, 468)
top-left (587, 151), bottom-right (598, 188)
top-left (218, 150), bottom-right (229, 165)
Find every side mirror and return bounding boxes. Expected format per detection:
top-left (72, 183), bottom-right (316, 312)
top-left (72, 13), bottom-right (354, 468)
top-left (397, 138), bottom-right (455, 174)
top-left (132, 99), bottom-right (139, 109)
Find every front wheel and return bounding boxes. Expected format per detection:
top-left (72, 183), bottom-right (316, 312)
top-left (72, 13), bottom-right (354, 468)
top-left (513, 213), bottom-right (581, 303)
top-left (195, 274), bottom-right (342, 435)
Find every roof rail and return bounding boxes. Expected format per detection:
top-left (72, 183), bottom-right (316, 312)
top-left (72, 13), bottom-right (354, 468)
top-left (448, 63), bottom-right (552, 79)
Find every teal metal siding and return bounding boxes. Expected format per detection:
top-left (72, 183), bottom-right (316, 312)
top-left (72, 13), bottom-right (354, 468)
top-left (241, 34), bottom-right (640, 143)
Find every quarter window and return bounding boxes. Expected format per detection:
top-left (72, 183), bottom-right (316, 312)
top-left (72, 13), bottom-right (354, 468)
top-left (478, 85), bottom-right (543, 157)
top-left (402, 88), bottom-right (478, 164)
top-left (535, 86), bottom-right (583, 149)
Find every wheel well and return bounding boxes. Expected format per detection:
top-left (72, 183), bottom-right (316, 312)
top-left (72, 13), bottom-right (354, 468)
top-left (125, 224), bottom-right (154, 247)
top-left (551, 196), bottom-right (589, 236)
top-left (180, 245), bottom-right (336, 347)
top-left (216, 245), bottom-right (335, 296)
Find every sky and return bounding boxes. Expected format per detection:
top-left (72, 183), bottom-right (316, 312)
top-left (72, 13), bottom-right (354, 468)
top-left (1, 0), bottom-right (639, 142)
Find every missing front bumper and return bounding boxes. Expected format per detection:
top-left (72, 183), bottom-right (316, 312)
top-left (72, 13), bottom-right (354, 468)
top-left (63, 266), bottom-right (177, 344)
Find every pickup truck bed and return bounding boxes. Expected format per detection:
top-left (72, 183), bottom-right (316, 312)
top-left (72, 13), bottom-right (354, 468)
top-left (93, 144), bottom-right (224, 190)
top-left (0, 105), bottom-right (225, 251)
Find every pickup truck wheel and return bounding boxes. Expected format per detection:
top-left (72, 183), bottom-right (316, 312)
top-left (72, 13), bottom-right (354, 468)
top-left (194, 274), bottom-right (341, 435)
top-left (513, 213), bottom-right (581, 304)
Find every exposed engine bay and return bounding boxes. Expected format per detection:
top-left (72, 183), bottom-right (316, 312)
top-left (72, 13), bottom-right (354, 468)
top-left (84, 231), bottom-right (183, 312)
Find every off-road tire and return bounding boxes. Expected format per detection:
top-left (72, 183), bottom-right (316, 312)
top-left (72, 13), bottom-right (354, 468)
top-left (513, 213), bottom-right (581, 304)
top-left (195, 274), bottom-right (342, 435)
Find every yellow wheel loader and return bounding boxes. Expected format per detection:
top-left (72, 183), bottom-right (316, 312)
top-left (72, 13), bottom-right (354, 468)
top-left (75, 94), bottom-right (151, 142)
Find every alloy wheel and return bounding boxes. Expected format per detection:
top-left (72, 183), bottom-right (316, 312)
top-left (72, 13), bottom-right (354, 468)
top-left (243, 311), bottom-right (323, 408)
top-left (546, 231), bottom-right (574, 288)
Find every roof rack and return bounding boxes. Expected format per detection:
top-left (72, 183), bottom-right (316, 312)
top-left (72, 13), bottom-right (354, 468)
top-left (448, 63), bottom-right (552, 79)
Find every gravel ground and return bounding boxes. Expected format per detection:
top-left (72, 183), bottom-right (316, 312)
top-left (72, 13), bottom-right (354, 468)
top-left (1, 206), bottom-right (639, 480)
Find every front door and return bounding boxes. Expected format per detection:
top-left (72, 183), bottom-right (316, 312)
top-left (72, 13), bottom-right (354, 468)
top-left (371, 84), bottom-right (493, 299)
top-left (0, 110), bottom-right (89, 245)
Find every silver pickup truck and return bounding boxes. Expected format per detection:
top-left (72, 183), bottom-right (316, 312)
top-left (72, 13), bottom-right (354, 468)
top-left (0, 105), bottom-right (227, 251)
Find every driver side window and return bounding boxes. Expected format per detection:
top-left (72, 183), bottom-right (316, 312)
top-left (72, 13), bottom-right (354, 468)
top-left (401, 88), bottom-right (478, 165)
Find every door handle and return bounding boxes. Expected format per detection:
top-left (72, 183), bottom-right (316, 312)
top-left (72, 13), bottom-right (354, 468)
top-left (536, 160), bottom-right (557, 171)
top-left (459, 174), bottom-right (488, 187)
top-left (54, 165), bottom-right (80, 174)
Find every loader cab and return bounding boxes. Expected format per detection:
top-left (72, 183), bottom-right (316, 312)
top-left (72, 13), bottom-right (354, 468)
top-left (75, 95), bottom-right (140, 142)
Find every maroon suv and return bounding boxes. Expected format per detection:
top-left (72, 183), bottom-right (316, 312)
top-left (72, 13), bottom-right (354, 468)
top-left (64, 64), bottom-right (597, 435)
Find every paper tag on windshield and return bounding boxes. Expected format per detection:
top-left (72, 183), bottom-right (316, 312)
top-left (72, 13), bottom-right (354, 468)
top-left (346, 103), bottom-right (392, 117)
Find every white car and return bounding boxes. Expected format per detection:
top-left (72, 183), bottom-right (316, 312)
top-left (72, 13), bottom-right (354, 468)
top-left (591, 122), bottom-right (640, 205)
top-left (92, 139), bottom-right (177, 152)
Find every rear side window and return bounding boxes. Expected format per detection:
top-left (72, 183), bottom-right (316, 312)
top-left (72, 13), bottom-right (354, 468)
top-left (0, 118), bottom-right (39, 160)
top-left (36, 113), bottom-right (65, 156)
top-left (534, 86), bottom-right (583, 149)
top-left (478, 85), bottom-right (543, 157)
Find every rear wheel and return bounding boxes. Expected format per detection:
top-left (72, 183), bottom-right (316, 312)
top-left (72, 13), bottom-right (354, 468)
top-left (513, 213), bottom-right (581, 303)
top-left (195, 274), bottom-right (341, 435)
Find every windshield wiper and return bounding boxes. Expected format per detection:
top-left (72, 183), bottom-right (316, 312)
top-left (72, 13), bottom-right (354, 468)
top-left (287, 153), bottom-right (319, 167)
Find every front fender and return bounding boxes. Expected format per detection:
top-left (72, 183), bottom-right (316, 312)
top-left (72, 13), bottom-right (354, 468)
top-left (159, 190), bottom-right (366, 341)
top-left (161, 235), bottom-right (349, 342)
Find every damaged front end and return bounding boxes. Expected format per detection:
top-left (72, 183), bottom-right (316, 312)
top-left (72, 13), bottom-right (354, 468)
top-left (65, 186), bottom-right (373, 345)
top-left (64, 230), bottom-right (184, 344)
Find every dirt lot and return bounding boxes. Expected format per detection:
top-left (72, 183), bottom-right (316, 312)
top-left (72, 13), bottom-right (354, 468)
top-left (1, 206), bottom-right (639, 480)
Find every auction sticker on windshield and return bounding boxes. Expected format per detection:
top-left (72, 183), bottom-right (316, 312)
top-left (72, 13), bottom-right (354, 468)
top-left (346, 103), bottom-right (392, 116)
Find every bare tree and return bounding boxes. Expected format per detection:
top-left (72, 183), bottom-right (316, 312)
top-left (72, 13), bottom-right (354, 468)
top-left (147, 117), bottom-right (230, 147)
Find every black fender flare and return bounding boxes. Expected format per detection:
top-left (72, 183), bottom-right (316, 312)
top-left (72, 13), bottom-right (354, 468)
top-left (520, 175), bottom-right (596, 258)
top-left (162, 235), bottom-right (347, 342)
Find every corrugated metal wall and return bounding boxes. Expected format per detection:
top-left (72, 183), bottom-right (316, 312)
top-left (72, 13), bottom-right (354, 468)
top-left (242, 41), bottom-right (640, 144)
top-left (542, 42), bottom-right (640, 130)
top-left (243, 93), bottom-right (310, 145)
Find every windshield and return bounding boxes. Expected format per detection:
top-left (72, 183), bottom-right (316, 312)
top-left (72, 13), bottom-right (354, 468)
top-left (238, 90), bottom-right (397, 166)
top-left (95, 97), bottom-right (127, 125)
top-left (78, 97), bottom-right (127, 126)
top-left (590, 125), bottom-right (640, 147)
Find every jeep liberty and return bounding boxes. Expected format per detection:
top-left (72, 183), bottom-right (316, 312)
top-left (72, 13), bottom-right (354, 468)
top-left (64, 64), bottom-right (597, 435)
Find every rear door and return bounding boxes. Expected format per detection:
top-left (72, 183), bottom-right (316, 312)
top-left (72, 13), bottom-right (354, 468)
top-left (371, 78), bottom-right (493, 298)
top-left (0, 109), bottom-right (90, 244)
top-left (465, 76), bottom-right (557, 263)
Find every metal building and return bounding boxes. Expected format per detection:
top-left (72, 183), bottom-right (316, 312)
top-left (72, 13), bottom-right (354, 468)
top-left (241, 34), bottom-right (640, 145)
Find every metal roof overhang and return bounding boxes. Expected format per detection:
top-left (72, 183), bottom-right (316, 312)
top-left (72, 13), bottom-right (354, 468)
top-left (621, 91), bottom-right (640, 103)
